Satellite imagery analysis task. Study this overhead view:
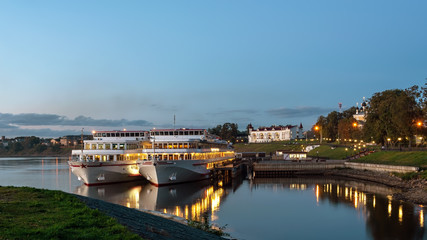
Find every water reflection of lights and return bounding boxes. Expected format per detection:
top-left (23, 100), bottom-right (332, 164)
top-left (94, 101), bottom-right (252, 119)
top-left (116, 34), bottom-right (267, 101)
top-left (161, 185), bottom-right (225, 221)
top-left (354, 191), bottom-right (358, 208)
top-left (125, 186), bottom-right (141, 209)
top-left (420, 209), bottom-right (424, 228)
top-left (315, 185), bottom-right (319, 203)
top-left (387, 195), bottom-right (393, 217)
top-left (398, 205), bottom-right (403, 223)
top-left (373, 196), bottom-right (376, 208)
top-left (290, 184), bottom-right (307, 190)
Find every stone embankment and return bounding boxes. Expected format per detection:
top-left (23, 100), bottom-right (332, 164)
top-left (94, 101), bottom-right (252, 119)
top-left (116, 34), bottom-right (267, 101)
top-left (74, 195), bottom-right (224, 240)
top-left (325, 168), bottom-right (427, 205)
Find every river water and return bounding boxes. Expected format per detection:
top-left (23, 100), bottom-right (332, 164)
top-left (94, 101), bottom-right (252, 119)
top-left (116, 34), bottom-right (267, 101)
top-left (0, 157), bottom-right (425, 240)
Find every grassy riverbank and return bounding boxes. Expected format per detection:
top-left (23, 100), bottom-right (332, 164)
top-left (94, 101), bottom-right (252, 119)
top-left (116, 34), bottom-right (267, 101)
top-left (0, 186), bottom-right (142, 240)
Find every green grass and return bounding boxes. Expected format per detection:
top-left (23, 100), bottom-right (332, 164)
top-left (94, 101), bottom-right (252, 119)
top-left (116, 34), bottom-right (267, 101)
top-left (234, 141), bottom-right (307, 154)
top-left (306, 145), bottom-right (349, 160)
top-left (0, 186), bottom-right (143, 240)
top-left (352, 151), bottom-right (427, 167)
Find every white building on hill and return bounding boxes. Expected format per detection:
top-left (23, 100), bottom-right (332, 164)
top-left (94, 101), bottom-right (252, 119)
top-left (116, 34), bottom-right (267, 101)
top-left (248, 123), bottom-right (303, 143)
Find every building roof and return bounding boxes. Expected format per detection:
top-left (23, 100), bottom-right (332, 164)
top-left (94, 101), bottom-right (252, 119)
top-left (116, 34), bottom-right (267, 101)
top-left (251, 125), bottom-right (297, 132)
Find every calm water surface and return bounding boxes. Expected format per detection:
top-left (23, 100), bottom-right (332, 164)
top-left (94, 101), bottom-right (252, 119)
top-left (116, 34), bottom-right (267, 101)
top-left (0, 157), bottom-right (425, 240)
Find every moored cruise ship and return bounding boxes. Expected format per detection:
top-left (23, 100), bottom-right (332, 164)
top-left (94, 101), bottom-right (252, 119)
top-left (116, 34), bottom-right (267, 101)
top-left (69, 128), bottom-right (235, 186)
top-left (69, 130), bottom-right (149, 186)
top-left (137, 128), bottom-right (235, 186)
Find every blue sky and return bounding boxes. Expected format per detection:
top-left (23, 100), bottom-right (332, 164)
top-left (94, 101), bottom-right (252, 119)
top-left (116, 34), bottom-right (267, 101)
top-left (0, 1), bottom-right (426, 137)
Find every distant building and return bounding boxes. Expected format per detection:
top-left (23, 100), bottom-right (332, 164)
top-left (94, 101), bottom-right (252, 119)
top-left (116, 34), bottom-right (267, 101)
top-left (51, 138), bottom-right (60, 145)
top-left (353, 97), bottom-right (368, 128)
top-left (248, 123), bottom-right (303, 143)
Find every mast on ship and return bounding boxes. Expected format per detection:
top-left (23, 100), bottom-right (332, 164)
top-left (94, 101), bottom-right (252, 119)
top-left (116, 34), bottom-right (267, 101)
top-left (80, 128), bottom-right (84, 161)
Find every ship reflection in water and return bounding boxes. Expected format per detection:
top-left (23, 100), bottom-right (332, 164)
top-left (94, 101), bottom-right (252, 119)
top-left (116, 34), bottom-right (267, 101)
top-left (74, 177), bottom-right (234, 222)
top-left (74, 176), bottom-right (426, 239)
top-left (2, 157), bottom-right (425, 239)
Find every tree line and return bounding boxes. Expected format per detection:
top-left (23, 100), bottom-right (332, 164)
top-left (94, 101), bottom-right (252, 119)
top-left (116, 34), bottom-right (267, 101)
top-left (208, 123), bottom-right (247, 144)
top-left (315, 82), bottom-right (427, 146)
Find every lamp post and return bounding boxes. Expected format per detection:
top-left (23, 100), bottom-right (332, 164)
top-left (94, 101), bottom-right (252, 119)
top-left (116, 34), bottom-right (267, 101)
top-left (314, 125), bottom-right (322, 144)
top-left (398, 137), bottom-right (402, 151)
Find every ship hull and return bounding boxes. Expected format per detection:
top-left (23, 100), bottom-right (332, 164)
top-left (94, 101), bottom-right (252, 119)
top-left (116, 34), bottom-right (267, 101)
top-left (69, 161), bottom-right (143, 186)
top-left (138, 158), bottom-right (232, 186)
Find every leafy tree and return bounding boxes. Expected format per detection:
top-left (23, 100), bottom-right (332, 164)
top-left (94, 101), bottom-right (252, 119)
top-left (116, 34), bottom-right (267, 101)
top-left (23, 136), bottom-right (41, 149)
top-left (208, 123), bottom-right (239, 143)
top-left (363, 89), bottom-right (422, 145)
top-left (35, 144), bottom-right (48, 153)
top-left (9, 142), bottom-right (24, 153)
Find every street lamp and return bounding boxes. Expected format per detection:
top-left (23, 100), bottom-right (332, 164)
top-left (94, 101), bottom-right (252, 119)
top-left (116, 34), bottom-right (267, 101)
top-left (398, 137), bottom-right (402, 151)
top-left (314, 125), bottom-right (323, 144)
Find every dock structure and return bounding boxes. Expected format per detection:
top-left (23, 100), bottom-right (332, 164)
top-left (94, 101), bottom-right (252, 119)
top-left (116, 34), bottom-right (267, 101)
top-left (211, 159), bottom-right (244, 179)
top-left (252, 160), bottom-right (346, 177)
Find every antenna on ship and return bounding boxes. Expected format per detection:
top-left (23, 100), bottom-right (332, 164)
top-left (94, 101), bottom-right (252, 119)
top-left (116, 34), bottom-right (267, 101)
top-left (81, 128), bottom-right (84, 161)
top-left (174, 114), bottom-right (176, 129)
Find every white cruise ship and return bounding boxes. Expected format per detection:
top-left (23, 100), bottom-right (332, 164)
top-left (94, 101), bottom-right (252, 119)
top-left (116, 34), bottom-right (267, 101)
top-left (69, 130), bottom-right (149, 186)
top-left (69, 128), bottom-right (235, 186)
top-left (137, 128), bottom-right (235, 186)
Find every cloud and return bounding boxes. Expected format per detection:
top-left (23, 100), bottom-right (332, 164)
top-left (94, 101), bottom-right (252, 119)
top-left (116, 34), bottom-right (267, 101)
top-left (0, 113), bottom-right (152, 127)
top-left (0, 113), bottom-right (153, 137)
top-left (266, 106), bottom-right (335, 118)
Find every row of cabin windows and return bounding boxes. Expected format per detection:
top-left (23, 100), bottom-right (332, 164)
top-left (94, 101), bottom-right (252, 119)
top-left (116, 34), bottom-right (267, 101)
top-left (151, 131), bottom-right (204, 136)
top-left (85, 142), bottom-right (197, 150)
top-left (94, 132), bottom-right (146, 138)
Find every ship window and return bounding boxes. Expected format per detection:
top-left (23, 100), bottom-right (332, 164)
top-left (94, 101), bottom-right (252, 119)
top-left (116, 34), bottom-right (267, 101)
top-left (130, 133), bottom-right (135, 137)
top-left (102, 133), bottom-right (106, 137)
top-left (125, 133), bottom-right (130, 137)
top-left (164, 131), bottom-right (168, 135)
top-left (120, 133), bottom-right (124, 137)
top-left (160, 131), bottom-right (164, 135)
top-left (155, 132), bottom-right (160, 136)
top-left (189, 131), bottom-right (194, 135)
top-left (179, 131), bottom-right (183, 135)
top-left (106, 133), bottom-right (110, 137)
top-left (174, 131), bottom-right (178, 135)
top-left (184, 131), bottom-right (188, 135)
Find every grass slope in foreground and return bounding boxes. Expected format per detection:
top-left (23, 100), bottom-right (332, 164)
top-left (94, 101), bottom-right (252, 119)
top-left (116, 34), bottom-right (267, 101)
top-left (0, 186), bottom-right (142, 240)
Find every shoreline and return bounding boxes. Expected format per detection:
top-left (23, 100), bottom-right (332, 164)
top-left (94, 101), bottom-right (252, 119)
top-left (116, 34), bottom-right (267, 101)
top-left (323, 168), bottom-right (427, 205)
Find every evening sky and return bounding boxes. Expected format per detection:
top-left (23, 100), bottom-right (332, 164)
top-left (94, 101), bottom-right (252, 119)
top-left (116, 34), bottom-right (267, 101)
top-left (0, 1), bottom-right (426, 137)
